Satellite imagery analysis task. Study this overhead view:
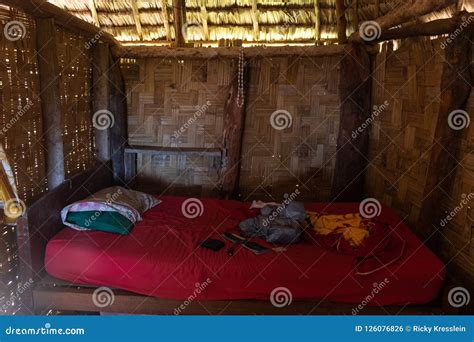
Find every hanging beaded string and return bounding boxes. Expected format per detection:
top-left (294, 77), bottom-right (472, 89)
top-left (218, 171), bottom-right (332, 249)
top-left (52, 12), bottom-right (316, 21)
top-left (236, 46), bottom-right (244, 108)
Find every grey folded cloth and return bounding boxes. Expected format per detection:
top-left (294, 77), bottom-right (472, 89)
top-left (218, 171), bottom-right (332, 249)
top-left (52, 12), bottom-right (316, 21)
top-left (239, 201), bottom-right (306, 244)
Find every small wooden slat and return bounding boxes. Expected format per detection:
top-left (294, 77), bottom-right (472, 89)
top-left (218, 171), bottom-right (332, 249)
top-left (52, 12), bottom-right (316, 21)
top-left (160, 0), bottom-right (171, 41)
top-left (251, 0), bottom-right (259, 41)
top-left (314, 0), bottom-right (321, 41)
top-left (35, 18), bottom-right (65, 189)
top-left (199, 0), bottom-right (209, 41)
top-left (130, 0), bottom-right (143, 41)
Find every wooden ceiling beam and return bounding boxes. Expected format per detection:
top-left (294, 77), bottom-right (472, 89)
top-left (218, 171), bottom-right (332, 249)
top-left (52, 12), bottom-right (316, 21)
top-left (130, 0), bottom-right (143, 41)
top-left (350, 0), bottom-right (457, 42)
top-left (159, 0), bottom-right (171, 41)
top-left (112, 44), bottom-right (350, 59)
top-left (335, 0), bottom-right (347, 43)
top-left (173, 0), bottom-right (185, 47)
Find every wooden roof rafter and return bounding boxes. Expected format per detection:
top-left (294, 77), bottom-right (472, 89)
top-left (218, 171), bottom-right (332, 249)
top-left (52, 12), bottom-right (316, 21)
top-left (130, 0), bottom-right (143, 41)
top-left (160, 0), bottom-right (171, 41)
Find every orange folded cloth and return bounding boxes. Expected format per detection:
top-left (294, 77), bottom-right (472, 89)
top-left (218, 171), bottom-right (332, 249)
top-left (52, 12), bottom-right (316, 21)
top-left (307, 212), bottom-right (371, 247)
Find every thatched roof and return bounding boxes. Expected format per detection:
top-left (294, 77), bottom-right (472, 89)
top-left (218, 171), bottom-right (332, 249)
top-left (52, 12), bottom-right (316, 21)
top-left (46, 0), bottom-right (469, 46)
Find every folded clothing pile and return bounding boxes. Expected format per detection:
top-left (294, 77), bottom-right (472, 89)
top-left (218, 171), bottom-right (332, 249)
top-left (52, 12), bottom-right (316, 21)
top-left (239, 201), bottom-right (306, 244)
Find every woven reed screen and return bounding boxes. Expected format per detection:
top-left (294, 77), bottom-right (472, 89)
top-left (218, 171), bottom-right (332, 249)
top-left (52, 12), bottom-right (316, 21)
top-left (0, 7), bottom-right (44, 314)
top-left (0, 8), bottom-right (47, 202)
top-left (56, 27), bottom-right (95, 177)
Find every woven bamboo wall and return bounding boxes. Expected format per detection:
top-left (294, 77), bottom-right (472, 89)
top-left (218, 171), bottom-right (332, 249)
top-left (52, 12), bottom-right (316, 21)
top-left (366, 38), bottom-right (474, 285)
top-left (239, 56), bottom-right (341, 201)
top-left (0, 8), bottom-right (46, 203)
top-left (365, 38), bottom-right (445, 230)
top-left (123, 56), bottom-right (341, 199)
top-left (56, 27), bottom-right (96, 177)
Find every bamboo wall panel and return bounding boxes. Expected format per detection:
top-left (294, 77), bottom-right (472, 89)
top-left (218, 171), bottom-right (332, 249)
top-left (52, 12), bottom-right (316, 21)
top-left (123, 56), bottom-right (341, 199)
top-left (365, 38), bottom-right (445, 230)
top-left (0, 8), bottom-right (46, 202)
top-left (366, 38), bottom-right (474, 285)
top-left (56, 28), bottom-right (95, 177)
top-left (123, 58), bottom-right (232, 193)
top-left (239, 56), bottom-right (341, 201)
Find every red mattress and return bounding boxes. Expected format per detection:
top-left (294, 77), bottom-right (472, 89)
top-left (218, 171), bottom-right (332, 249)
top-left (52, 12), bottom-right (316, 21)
top-left (45, 196), bottom-right (445, 305)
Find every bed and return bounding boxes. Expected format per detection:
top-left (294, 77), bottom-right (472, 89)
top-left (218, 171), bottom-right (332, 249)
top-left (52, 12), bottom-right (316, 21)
top-left (16, 164), bottom-right (450, 314)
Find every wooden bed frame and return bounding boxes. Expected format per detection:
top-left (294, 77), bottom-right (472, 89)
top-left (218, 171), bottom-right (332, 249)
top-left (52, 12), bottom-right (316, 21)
top-left (16, 163), bottom-right (454, 315)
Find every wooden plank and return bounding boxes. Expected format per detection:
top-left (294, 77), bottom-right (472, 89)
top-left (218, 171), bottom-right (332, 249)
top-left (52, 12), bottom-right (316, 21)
top-left (335, 0), bottom-right (347, 43)
top-left (1, 0), bottom-right (118, 46)
top-left (417, 30), bottom-right (472, 248)
top-left (331, 44), bottom-right (371, 201)
top-left (112, 44), bottom-right (349, 59)
top-left (173, 0), bottom-right (185, 46)
top-left (33, 285), bottom-right (446, 315)
top-left (92, 43), bottom-right (111, 162)
top-left (35, 18), bottom-right (65, 189)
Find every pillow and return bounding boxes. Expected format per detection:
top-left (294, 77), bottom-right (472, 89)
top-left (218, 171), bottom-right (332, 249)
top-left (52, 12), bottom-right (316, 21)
top-left (61, 186), bottom-right (160, 233)
top-left (66, 211), bottom-right (134, 235)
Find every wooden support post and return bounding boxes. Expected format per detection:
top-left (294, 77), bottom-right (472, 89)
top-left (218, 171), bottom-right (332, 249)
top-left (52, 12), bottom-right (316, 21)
top-left (35, 18), bottom-right (65, 189)
top-left (335, 0), bottom-right (347, 43)
top-left (92, 42), bottom-right (111, 162)
top-left (219, 55), bottom-right (248, 199)
top-left (417, 31), bottom-right (472, 248)
top-left (173, 0), bottom-right (185, 47)
top-left (160, 0), bottom-right (171, 41)
top-left (108, 53), bottom-right (128, 183)
top-left (331, 44), bottom-right (371, 201)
